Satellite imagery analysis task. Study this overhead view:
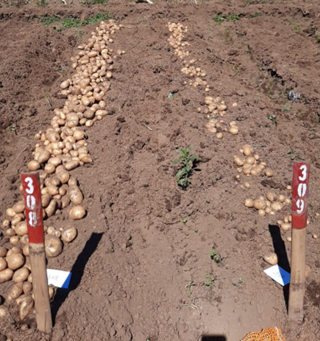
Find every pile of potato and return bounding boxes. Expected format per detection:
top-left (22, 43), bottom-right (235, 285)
top-left (0, 19), bottom-right (123, 322)
top-left (234, 144), bottom-right (274, 177)
top-left (167, 22), bottom-right (241, 139)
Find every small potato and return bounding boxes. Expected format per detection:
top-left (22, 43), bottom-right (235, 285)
top-left (22, 244), bottom-right (29, 257)
top-left (278, 194), bottom-right (285, 203)
top-left (0, 268), bottom-right (14, 283)
top-left (242, 144), bottom-right (253, 156)
top-left (44, 163), bottom-right (56, 174)
top-left (6, 208), bottom-right (16, 218)
top-left (20, 235), bottom-right (29, 245)
top-left (42, 193), bottom-right (51, 208)
top-left (69, 206), bottom-right (86, 220)
top-left (13, 267), bottom-right (30, 283)
top-left (23, 282), bottom-right (33, 295)
top-left (6, 228), bottom-right (16, 237)
top-left (10, 236), bottom-right (20, 245)
top-left (0, 306), bottom-right (9, 319)
top-left (266, 191), bottom-right (277, 202)
top-left (65, 160), bottom-right (79, 171)
top-left (56, 169), bottom-right (70, 184)
top-left (0, 258), bottom-right (7, 271)
top-left (263, 252), bottom-right (278, 265)
top-left (28, 160), bottom-right (40, 171)
top-left (14, 221), bottom-right (28, 236)
top-left (7, 253), bottom-right (25, 270)
top-left (244, 198), bottom-right (254, 208)
top-left (45, 235), bottom-right (63, 258)
top-left (45, 200), bottom-right (57, 218)
top-left (6, 282), bottom-right (23, 302)
top-left (281, 223), bottom-right (291, 231)
top-left (34, 147), bottom-right (50, 164)
top-left (265, 168), bottom-right (274, 177)
top-left (234, 156), bottom-right (245, 167)
top-left (62, 227), bottom-right (78, 243)
top-left (19, 295), bottom-right (34, 320)
top-left (12, 201), bottom-right (25, 214)
top-left (271, 202), bottom-right (283, 211)
top-left (253, 199), bottom-right (266, 210)
top-left (68, 186), bottom-right (83, 205)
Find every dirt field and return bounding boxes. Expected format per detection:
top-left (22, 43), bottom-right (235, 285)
top-left (1, 1), bottom-right (320, 340)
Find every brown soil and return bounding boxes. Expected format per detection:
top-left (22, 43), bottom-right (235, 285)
top-left (1, 1), bottom-right (320, 340)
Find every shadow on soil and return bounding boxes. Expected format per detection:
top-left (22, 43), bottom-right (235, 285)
top-left (51, 232), bottom-right (104, 323)
top-left (268, 224), bottom-right (291, 312)
top-left (200, 335), bottom-right (227, 341)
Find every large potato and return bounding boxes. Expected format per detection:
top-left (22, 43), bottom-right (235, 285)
top-left (6, 253), bottom-right (25, 270)
top-left (45, 235), bottom-right (63, 258)
top-left (13, 267), bottom-right (30, 283)
top-left (0, 268), bottom-right (13, 283)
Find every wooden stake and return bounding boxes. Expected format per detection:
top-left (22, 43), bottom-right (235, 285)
top-left (288, 162), bottom-right (310, 321)
top-left (21, 173), bottom-right (52, 333)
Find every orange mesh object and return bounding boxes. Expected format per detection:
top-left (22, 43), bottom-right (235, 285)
top-left (241, 327), bottom-right (286, 341)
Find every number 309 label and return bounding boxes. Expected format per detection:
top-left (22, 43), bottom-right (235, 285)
top-left (21, 173), bottom-right (44, 244)
top-left (292, 162), bottom-right (310, 229)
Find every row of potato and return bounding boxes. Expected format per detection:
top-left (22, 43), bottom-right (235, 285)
top-left (167, 22), bottom-right (240, 139)
top-left (0, 19), bottom-right (124, 322)
top-left (166, 22), bottom-right (316, 269)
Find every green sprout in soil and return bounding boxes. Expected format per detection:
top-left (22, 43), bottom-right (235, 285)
top-left (213, 13), bottom-right (240, 25)
top-left (282, 105), bottom-right (291, 112)
top-left (210, 249), bottom-right (220, 263)
top-left (249, 13), bottom-right (262, 18)
top-left (40, 13), bottom-right (110, 31)
top-left (204, 275), bottom-right (215, 288)
top-left (194, 228), bottom-right (198, 233)
top-left (183, 218), bottom-right (188, 224)
top-left (173, 145), bottom-right (200, 189)
top-left (267, 114), bottom-right (277, 126)
top-left (238, 278), bottom-right (243, 284)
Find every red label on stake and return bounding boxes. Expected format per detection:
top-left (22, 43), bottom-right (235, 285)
top-left (292, 162), bottom-right (310, 229)
top-left (21, 173), bottom-right (45, 244)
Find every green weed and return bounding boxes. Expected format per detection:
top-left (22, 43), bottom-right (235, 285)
top-left (204, 275), bottom-right (215, 288)
top-left (173, 145), bottom-right (200, 189)
top-left (267, 114), bottom-right (277, 126)
top-left (40, 13), bottom-right (110, 31)
top-left (213, 13), bottom-right (240, 25)
top-left (210, 249), bottom-right (220, 263)
top-left (238, 278), bottom-right (243, 284)
top-left (249, 13), bottom-right (262, 18)
top-left (282, 105), bottom-right (291, 112)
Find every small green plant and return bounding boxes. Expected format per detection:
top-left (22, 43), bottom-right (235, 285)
top-left (316, 34), bottom-right (320, 43)
top-left (183, 218), bottom-right (187, 224)
top-left (210, 249), bottom-right (220, 263)
top-left (267, 114), bottom-right (277, 126)
top-left (6, 125), bottom-right (16, 132)
top-left (238, 278), bottom-right (243, 284)
top-left (204, 275), bottom-right (215, 288)
top-left (194, 228), bottom-right (198, 233)
top-left (35, 0), bottom-right (47, 6)
top-left (173, 145), bottom-right (200, 189)
top-left (185, 281), bottom-right (195, 297)
top-left (213, 13), bottom-right (240, 25)
top-left (282, 105), bottom-right (291, 112)
top-left (249, 13), bottom-right (262, 18)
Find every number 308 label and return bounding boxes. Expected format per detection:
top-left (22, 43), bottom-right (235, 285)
top-left (292, 162), bottom-right (310, 229)
top-left (21, 173), bottom-right (44, 244)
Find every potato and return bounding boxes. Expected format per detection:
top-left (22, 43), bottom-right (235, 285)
top-left (265, 168), bottom-right (274, 177)
top-left (266, 191), bottom-right (277, 202)
top-left (44, 163), bottom-right (56, 174)
top-left (2, 219), bottom-right (10, 228)
top-left (253, 199), bottom-right (266, 210)
top-left (45, 200), bottom-right (57, 218)
top-left (47, 226), bottom-right (56, 235)
top-left (263, 252), bottom-right (278, 265)
top-left (41, 193), bottom-right (51, 209)
top-left (23, 282), bottom-right (33, 295)
top-left (280, 222), bottom-right (291, 231)
top-left (65, 160), bottom-right (79, 171)
top-left (0, 247), bottom-right (7, 258)
top-left (13, 201), bottom-right (25, 214)
top-left (34, 147), bottom-right (50, 164)
top-left (22, 244), bottom-right (29, 257)
top-left (0, 258), bottom-right (7, 271)
top-left (68, 185), bottom-right (83, 205)
top-left (278, 194), bottom-right (285, 203)
top-left (69, 206), bottom-right (86, 220)
top-left (229, 126), bottom-right (238, 135)
top-left (11, 246), bottom-right (22, 254)
top-left (28, 273), bottom-right (32, 283)
top-left (0, 306), bottom-right (9, 319)
top-left (47, 184), bottom-right (59, 196)
top-left (250, 166), bottom-right (262, 176)
top-left (7, 282), bottom-right (23, 302)
top-left (13, 267), bottom-right (30, 283)
top-left (234, 156), bottom-right (245, 166)
top-left (68, 177), bottom-right (78, 186)
top-left (6, 228), bottom-right (16, 237)
top-left (62, 227), bottom-right (77, 243)
top-left (56, 169), bottom-right (70, 184)
top-left (19, 295), bottom-right (34, 320)
top-left (0, 268), bottom-right (13, 283)
top-left (244, 198), bottom-right (254, 208)
top-left (7, 253), bottom-right (25, 270)
top-left (271, 201), bottom-right (283, 211)
top-left (14, 221), bottom-right (28, 236)
top-left (6, 208), bottom-right (16, 218)
top-left (48, 157), bottom-right (62, 167)
top-left (242, 144), bottom-right (253, 156)
top-left (20, 235), bottom-right (29, 245)
top-left (45, 235), bottom-right (63, 258)
top-left (28, 160), bottom-right (40, 171)
top-left (9, 236), bottom-right (20, 245)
